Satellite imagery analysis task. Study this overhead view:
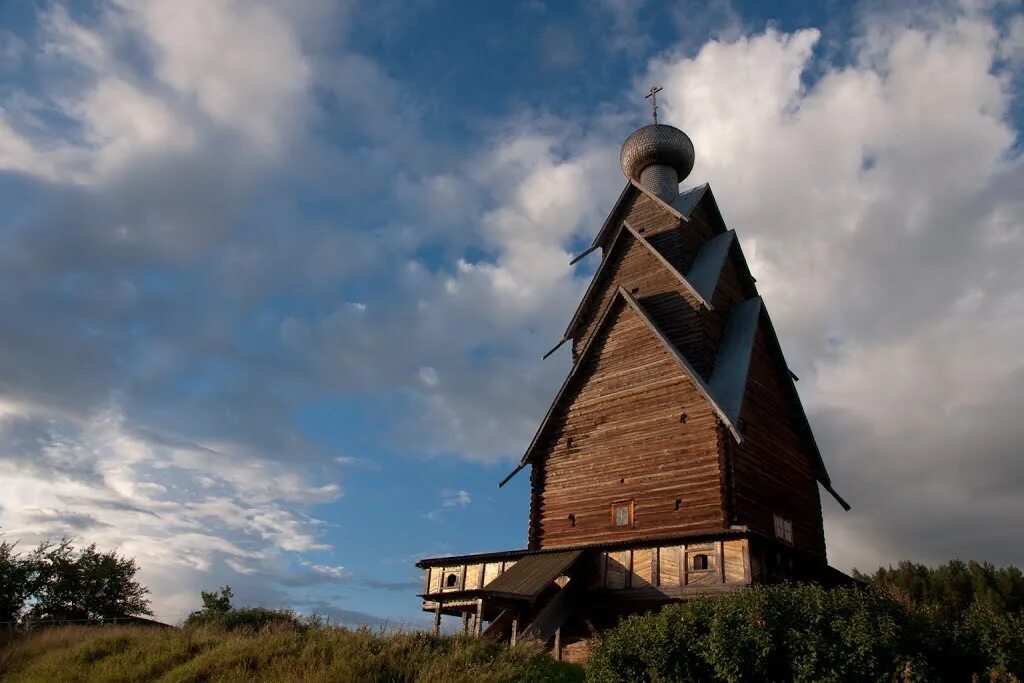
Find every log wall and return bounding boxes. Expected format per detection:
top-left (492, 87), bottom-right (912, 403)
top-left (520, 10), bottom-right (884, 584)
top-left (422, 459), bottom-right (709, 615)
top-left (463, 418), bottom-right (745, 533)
top-left (730, 325), bottom-right (826, 556)
top-left (531, 300), bottom-right (728, 549)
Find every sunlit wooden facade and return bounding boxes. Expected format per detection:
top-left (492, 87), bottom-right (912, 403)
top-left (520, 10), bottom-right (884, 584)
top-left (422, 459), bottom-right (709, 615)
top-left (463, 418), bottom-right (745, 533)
top-left (416, 124), bottom-right (849, 661)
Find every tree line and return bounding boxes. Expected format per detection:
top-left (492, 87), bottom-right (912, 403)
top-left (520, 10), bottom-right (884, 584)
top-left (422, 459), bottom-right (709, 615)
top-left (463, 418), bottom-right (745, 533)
top-left (0, 536), bottom-right (151, 627)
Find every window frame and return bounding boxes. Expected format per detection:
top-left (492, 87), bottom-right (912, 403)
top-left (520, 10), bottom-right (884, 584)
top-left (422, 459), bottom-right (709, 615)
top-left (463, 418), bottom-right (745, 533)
top-left (773, 513), bottom-right (794, 545)
top-left (610, 499), bottom-right (634, 528)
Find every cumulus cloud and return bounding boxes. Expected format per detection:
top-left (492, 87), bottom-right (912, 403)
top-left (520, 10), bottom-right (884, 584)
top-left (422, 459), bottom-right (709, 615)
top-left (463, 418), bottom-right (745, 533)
top-left (643, 4), bottom-right (1024, 569)
top-left (1, 0), bottom-right (1021, 624)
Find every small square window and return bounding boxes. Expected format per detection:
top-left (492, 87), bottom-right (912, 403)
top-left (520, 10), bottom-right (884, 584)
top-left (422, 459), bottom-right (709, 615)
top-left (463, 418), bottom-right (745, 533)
top-left (773, 514), bottom-right (794, 544)
top-left (611, 500), bottom-right (633, 527)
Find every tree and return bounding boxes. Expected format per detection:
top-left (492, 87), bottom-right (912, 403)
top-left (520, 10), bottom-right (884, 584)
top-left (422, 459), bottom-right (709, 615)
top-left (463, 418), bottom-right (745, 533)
top-left (0, 538), bottom-right (37, 625)
top-left (23, 537), bottom-right (152, 624)
top-left (199, 585), bottom-right (233, 615)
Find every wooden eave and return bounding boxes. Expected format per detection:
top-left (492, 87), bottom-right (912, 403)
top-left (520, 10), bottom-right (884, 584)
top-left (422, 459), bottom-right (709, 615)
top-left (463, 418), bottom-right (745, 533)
top-left (556, 221), bottom-right (711, 349)
top-left (417, 527), bottom-right (754, 568)
top-left (501, 286), bottom-right (739, 488)
top-left (570, 182), bottom-right (637, 265)
top-left (571, 179), bottom-right (697, 265)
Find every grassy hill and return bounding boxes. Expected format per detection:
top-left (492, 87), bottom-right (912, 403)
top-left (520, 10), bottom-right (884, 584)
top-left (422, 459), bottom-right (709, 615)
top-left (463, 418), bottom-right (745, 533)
top-left (0, 624), bottom-right (584, 683)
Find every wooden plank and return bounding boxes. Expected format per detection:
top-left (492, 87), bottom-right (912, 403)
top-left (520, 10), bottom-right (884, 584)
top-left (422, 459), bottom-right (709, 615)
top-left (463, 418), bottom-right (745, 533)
top-left (633, 547), bottom-right (653, 588)
top-left (606, 550), bottom-right (629, 589)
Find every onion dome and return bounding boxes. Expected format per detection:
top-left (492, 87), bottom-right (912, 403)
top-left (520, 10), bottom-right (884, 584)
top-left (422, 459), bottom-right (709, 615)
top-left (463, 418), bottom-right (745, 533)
top-left (619, 124), bottom-right (694, 202)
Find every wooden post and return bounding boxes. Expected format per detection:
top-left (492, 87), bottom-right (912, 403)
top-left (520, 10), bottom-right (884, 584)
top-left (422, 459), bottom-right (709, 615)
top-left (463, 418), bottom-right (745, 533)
top-left (433, 603), bottom-right (442, 636)
top-left (554, 626), bottom-right (562, 661)
top-left (461, 611), bottom-right (470, 635)
top-left (716, 541), bottom-right (725, 584)
top-left (473, 598), bottom-right (484, 637)
top-left (510, 611), bottom-right (519, 647)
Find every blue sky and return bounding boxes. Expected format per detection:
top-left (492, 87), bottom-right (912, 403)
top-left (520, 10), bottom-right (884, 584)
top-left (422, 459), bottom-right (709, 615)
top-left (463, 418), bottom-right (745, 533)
top-left (0, 0), bottom-right (1022, 626)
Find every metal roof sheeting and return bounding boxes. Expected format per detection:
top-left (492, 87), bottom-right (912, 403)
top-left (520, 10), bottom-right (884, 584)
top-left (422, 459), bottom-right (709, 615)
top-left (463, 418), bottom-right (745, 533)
top-left (687, 230), bottom-right (736, 301)
top-left (709, 297), bottom-right (763, 425)
top-left (670, 183), bottom-right (708, 216)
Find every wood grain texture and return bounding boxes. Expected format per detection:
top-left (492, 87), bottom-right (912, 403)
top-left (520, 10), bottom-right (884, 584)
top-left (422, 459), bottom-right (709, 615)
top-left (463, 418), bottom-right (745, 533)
top-left (531, 299), bottom-right (727, 549)
top-left (729, 323), bottom-right (826, 557)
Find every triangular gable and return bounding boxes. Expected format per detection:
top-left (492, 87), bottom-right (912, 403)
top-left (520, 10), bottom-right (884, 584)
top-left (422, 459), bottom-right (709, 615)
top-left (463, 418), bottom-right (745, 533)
top-left (571, 178), bottom-right (696, 265)
top-left (502, 286), bottom-right (737, 487)
top-left (757, 306), bottom-right (851, 510)
top-left (707, 296), bottom-right (851, 511)
top-left (670, 183), bottom-right (708, 216)
top-left (560, 222), bottom-right (711, 345)
top-left (684, 184), bottom-right (729, 235)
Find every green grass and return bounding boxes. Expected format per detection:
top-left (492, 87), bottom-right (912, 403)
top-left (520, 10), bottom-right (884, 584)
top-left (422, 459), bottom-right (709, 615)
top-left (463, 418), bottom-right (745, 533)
top-left (0, 624), bottom-right (585, 683)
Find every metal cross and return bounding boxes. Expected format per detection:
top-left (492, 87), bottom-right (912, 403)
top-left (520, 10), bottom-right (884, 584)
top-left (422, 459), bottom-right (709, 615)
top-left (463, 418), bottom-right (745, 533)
top-left (645, 85), bottom-right (663, 124)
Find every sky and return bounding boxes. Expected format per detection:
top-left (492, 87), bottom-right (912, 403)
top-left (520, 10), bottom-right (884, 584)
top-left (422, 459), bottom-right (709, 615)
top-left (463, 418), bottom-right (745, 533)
top-left (0, 0), bottom-right (1022, 626)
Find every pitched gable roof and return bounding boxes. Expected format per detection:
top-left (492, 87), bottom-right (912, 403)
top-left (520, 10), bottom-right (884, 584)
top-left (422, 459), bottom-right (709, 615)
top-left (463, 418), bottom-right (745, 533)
top-left (502, 286), bottom-right (736, 487)
top-left (560, 222), bottom-right (710, 344)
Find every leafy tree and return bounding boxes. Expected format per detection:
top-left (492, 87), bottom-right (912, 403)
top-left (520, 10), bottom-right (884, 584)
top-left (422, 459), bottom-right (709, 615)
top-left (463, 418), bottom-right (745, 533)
top-left (199, 585), bottom-right (233, 614)
top-left (184, 585), bottom-right (300, 630)
top-left (23, 537), bottom-right (152, 624)
top-left (0, 538), bottom-right (37, 625)
top-left (853, 560), bottom-right (1024, 621)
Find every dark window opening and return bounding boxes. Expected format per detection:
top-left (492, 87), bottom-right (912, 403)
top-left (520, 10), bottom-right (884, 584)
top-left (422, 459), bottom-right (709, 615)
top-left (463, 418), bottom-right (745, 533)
top-left (445, 573), bottom-right (458, 588)
top-left (631, 287), bottom-right (640, 294)
top-left (674, 498), bottom-right (682, 511)
top-left (693, 554), bottom-right (709, 571)
top-left (568, 513), bottom-right (576, 527)
top-left (679, 413), bottom-right (687, 423)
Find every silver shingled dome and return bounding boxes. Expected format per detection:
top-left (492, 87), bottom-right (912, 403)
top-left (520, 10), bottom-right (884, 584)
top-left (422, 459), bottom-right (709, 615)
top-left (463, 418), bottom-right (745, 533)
top-left (618, 123), bottom-right (692, 200)
top-left (619, 124), bottom-right (695, 185)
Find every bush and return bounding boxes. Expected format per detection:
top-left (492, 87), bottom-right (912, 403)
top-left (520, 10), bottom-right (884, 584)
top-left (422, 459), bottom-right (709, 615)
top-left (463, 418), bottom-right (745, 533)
top-left (183, 605), bottom-right (306, 631)
top-left (587, 584), bottom-right (1023, 683)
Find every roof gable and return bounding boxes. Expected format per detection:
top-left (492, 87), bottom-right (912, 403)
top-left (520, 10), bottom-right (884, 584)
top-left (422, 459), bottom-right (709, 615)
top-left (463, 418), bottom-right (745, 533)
top-left (502, 286), bottom-right (735, 487)
top-left (560, 222), bottom-right (710, 344)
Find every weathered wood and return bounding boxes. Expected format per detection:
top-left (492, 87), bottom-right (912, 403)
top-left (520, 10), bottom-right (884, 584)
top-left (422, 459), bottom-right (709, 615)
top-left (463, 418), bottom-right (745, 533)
top-left (433, 603), bottom-right (441, 636)
top-left (532, 300), bottom-right (728, 549)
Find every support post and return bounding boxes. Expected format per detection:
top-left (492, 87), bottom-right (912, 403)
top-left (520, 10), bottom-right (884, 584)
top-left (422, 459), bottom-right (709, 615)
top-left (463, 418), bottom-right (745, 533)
top-left (461, 611), bottom-right (470, 636)
top-left (510, 611), bottom-right (519, 647)
top-left (554, 626), bottom-right (562, 661)
top-left (473, 598), bottom-right (484, 638)
top-left (433, 603), bottom-right (442, 636)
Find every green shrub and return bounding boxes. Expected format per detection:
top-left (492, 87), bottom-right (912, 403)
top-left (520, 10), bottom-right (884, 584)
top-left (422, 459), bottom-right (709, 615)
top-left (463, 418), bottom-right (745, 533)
top-left (587, 584), bottom-right (1021, 683)
top-left (182, 605), bottom-right (305, 631)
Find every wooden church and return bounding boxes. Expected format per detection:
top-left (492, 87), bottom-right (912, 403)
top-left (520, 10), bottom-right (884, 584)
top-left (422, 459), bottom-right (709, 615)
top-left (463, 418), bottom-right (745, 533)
top-left (416, 90), bottom-right (850, 660)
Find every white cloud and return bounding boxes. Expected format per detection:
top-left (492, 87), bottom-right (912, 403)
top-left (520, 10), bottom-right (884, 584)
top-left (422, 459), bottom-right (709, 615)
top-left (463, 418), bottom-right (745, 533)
top-left (441, 489), bottom-right (472, 508)
top-left (0, 404), bottom-right (341, 621)
top-left (639, 6), bottom-right (1023, 569)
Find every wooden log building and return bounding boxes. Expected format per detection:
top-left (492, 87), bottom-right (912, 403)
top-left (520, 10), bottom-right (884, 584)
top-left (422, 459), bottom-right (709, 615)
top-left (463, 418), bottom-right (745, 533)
top-left (416, 95), bottom-right (851, 661)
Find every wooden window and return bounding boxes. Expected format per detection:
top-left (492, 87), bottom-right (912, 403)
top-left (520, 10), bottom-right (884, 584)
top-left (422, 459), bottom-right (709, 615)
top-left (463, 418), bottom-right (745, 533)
top-left (773, 514), bottom-right (794, 544)
top-left (611, 500), bottom-right (634, 527)
top-left (692, 553), bottom-right (709, 571)
top-left (445, 573), bottom-right (458, 588)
